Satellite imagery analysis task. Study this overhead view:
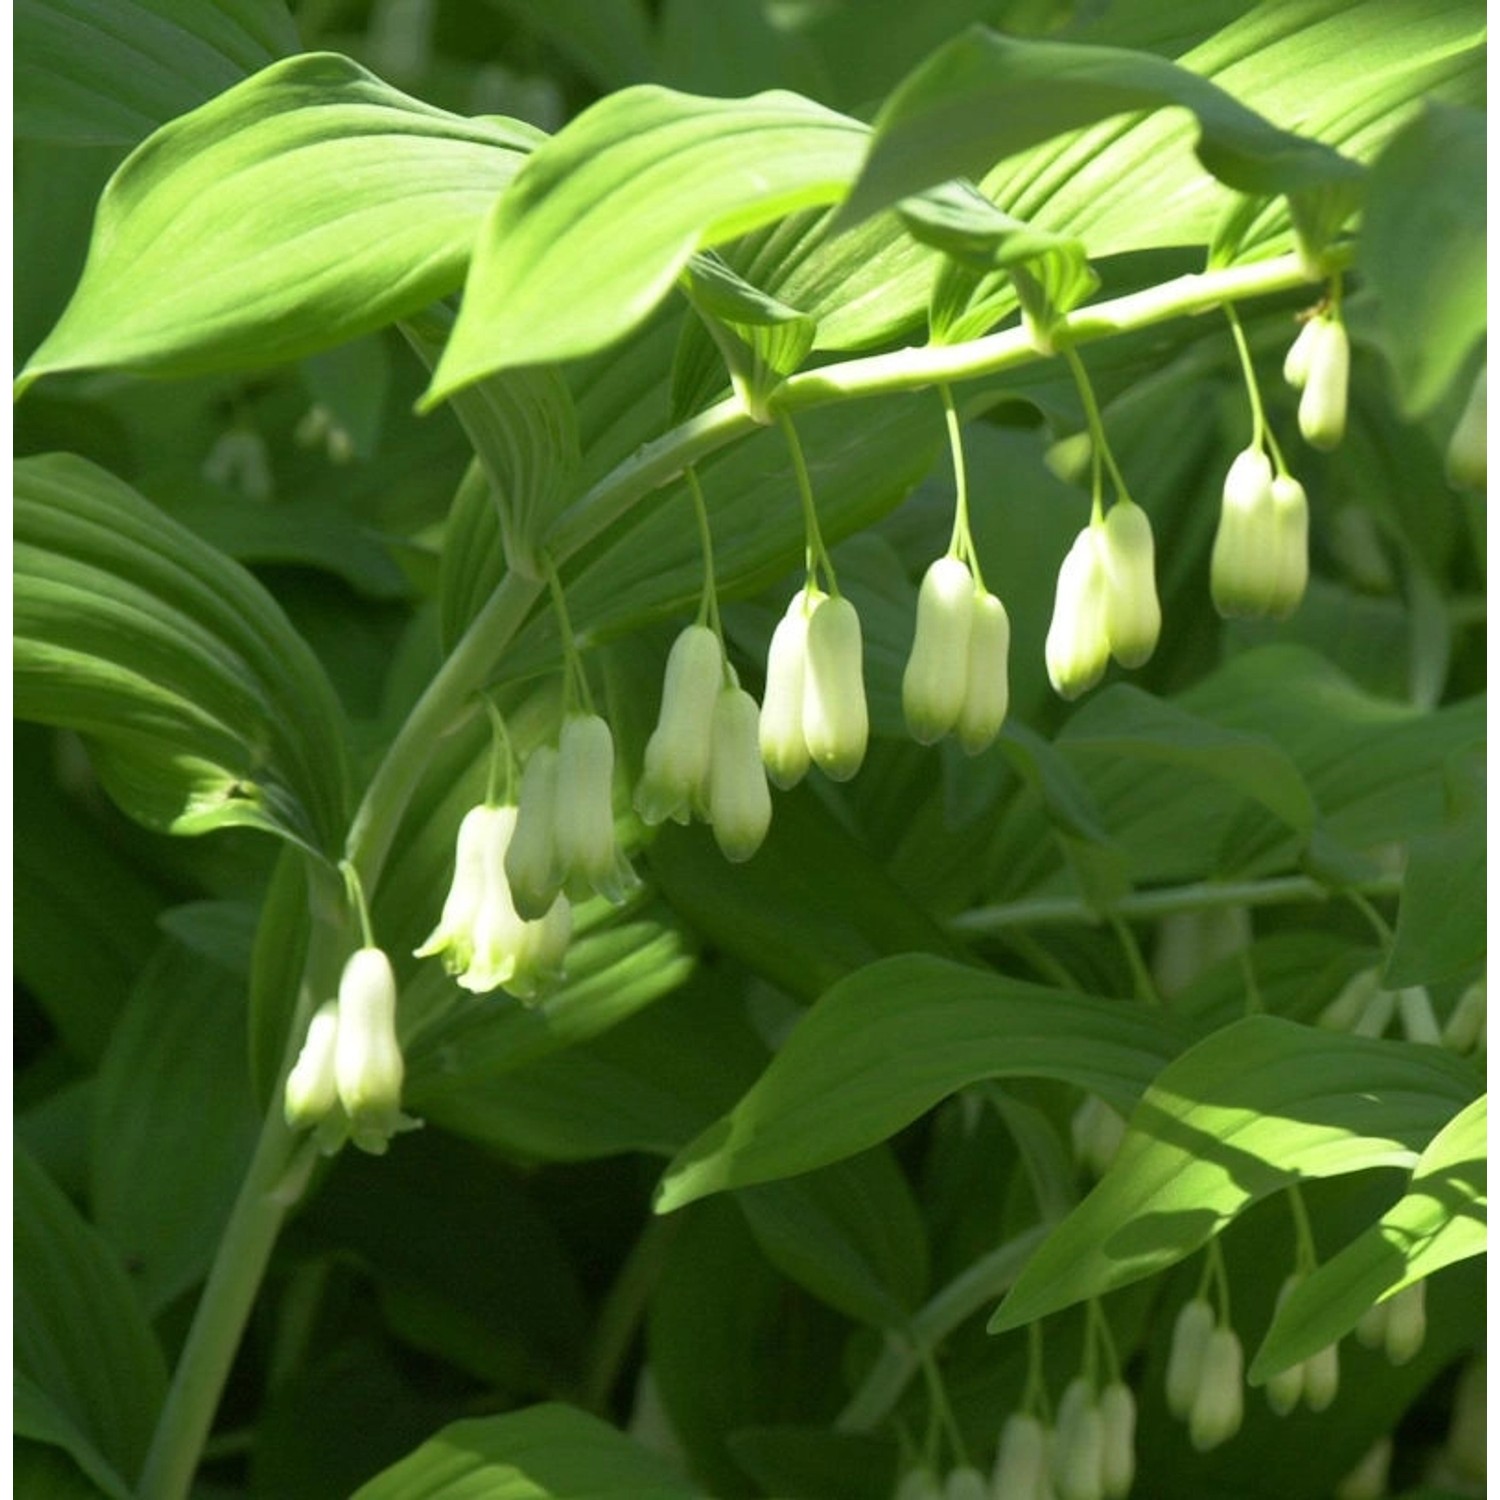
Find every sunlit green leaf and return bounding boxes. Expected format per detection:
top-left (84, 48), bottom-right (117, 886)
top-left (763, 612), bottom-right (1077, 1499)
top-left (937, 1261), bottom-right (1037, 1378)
top-left (351, 1403), bottom-right (705, 1499)
top-left (1251, 1095), bottom-right (1485, 1379)
top-left (656, 954), bottom-right (1182, 1213)
top-left (19, 53), bottom-right (541, 391)
top-left (990, 1017), bottom-right (1479, 1330)
top-left (426, 86), bottom-right (867, 399)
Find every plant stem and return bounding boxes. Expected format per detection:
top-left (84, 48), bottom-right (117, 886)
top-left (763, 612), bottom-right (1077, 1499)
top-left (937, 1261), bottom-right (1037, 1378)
top-left (837, 1225), bottom-right (1049, 1432)
top-left (951, 872), bottom-right (1403, 934)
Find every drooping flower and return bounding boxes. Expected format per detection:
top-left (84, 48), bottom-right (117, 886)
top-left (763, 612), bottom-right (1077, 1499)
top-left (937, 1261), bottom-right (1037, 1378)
top-left (760, 586), bottom-right (821, 789)
top-left (505, 747), bottom-right (564, 920)
top-left (1098, 1382), bottom-right (1137, 1500)
top-left (802, 592), bottom-right (868, 781)
top-left (990, 1413), bottom-right (1048, 1500)
top-left (1053, 1376), bottom-right (1105, 1500)
top-left (555, 713), bottom-right (634, 904)
top-left (284, 999), bottom-right (341, 1134)
top-left (635, 624), bottom-right (723, 826)
top-left (1298, 315), bottom-right (1349, 451)
top-left (1046, 525), bottom-right (1111, 700)
top-left (903, 555), bottom-right (976, 744)
top-left (1165, 1297), bottom-right (1216, 1420)
top-left (333, 946), bottom-right (414, 1155)
top-left (416, 802), bottom-right (571, 1002)
top-left (1098, 498), bottom-right (1161, 667)
top-left (956, 586), bottom-right (1011, 754)
top-left (708, 683), bottom-right (772, 862)
top-left (1188, 1326), bottom-right (1245, 1451)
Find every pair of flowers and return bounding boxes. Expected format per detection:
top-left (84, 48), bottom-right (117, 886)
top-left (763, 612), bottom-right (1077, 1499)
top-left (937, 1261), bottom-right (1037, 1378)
top-left (1044, 499), bottom-right (1162, 701)
top-left (284, 947), bottom-right (414, 1156)
top-left (633, 623), bottom-right (771, 862)
top-left (991, 1383), bottom-right (1136, 1500)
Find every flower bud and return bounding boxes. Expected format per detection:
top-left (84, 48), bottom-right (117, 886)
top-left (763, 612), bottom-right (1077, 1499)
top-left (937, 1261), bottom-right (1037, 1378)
top-left (903, 556), bottom-right (975, 744)
top-left (943, 1466), bottom-right (990, 1500)
top-left (284, 999), bottom-right (340, 1131)
top-left (506, 747), bottom-right (564, 919)
top-left (708, 684), bottom-right (772, 862)
top-left (956, 588), bottom-right (1010, 754)
top-left (1397, 986), bottom-right (1442, 1045)
top-left (1355, 1298), bottom-right (1391, 1350)
top-left (1317, 967), bottom-right (1382, 1032)
top-left (1046, 526), bottom-right (1111, 700)
top-left (1445, 366), bottom-right (1485, 490)
top-left (334, 946), bottom-right (409, 1155)
top-left (1054, 1377), bottom-right (1104, 1500)
top-left (1301, 1339), bottom-right (1339, 1412)
top-left (1265, 1276), bottom-right (1307, 1415)
top-left (1265, 474), bottom-right (1309, 620)
top-left (991, 1413), bottom-right (1048, 1500)
top-left (1444, 1356), bottom-right (1485, 1482)
top-left (1189, 1326), bottom-right (1245, 1451)
top-left (1283, 318), bottom-right (1319, 389)
top-left (894, 1469), bottom-right (943, 1500)
top-left (1165, 1297), bottom-right (1216, 1420)
top-left (803, 594), bottom-right (868, 780)
top-left (555, 714), bottom-right (631, 903)
top-left (1097, 1383), bottom-right (1136, 1500)
top-left (635, 624), bottom-right (723, 826)
top-left (1211, 447), bottom-right (1279, 619)
top-left (1099, 500), bottom-right (1160, 668)
top-left (1071, 1094), bottom-right (1127, 1179)
top-left (760, 587), bottom-right (819, 788)
top-left (1383, 1280), bottom-right (1426, 1366)
top-left (1351, 985), bottom-right (1397, 1038)
top-left (1298, 316), bottom-right (1349, 451)
top-left (1442, 978), bottom-right (1485, 1053)
top-left (1334, 1437), bottom-right (1392, 1500)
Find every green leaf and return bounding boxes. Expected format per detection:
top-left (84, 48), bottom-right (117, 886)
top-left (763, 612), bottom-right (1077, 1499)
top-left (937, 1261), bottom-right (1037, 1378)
top-left (677, 251), bottom-right (817, 420)
top-left (989, 1017), bottom-right (1479, 1331)
top-left (426, 85), bottom-right (867, 399)
top-left (1060, 684), bottom-right (1318, 835)
top-left (402, 306), bottom-right (581, 582)
top-left (350, 1404), bottom-right (705, 1499)
top-left (15, 455), bottom-right (349, 852)
top-left (90, 933), bottom-right (259, 1314)
top-left (19, 53), bottom-right (542, 392)
top-left (738, 1147), bottom-right (930, 1329)
top-left (14, 1373), bottom-right (131, 1500)
top-left (656, 954), bottom-right (1182, 1213)
top-left (837, 25), bottom-right (1364, 243)
top-left (1383, 751), bottom-right (1485, 987)
top-left (1251, 1095), bottom-right (1485, 1380)
top-left (1362, 102), bottom-right (1486, 415)
top-left (15, 1148), bottom-right (168, 1492)
top-left (15, 0), bottom-right (298, 146)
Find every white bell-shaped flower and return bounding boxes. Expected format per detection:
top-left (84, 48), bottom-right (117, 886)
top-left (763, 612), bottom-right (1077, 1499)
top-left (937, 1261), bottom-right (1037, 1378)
top-left (1165, 1297), bottom-right (1216, 1420)
top-left (284, 999), bottom-right (341, 1132)
top-left (942, 1467), bottom-right (989, 1500)
top-left (708, 683), bottom-right (772, 862)
top-left (1099, 499), bottom-right (1160, 668)
top-left (1098, 1382), bottom-right (1136, 1500)
top-left (1383, 1280), bottom-right (1427, 1366)
top-left (991, 1413), bottom-right (1048, 1500)
top-left (956, 587), bottom-right (1011, 754)
top-left (506, 746), bottom-right (564, 920)
top-left (555, 713), bottom-right (633, 903)
top-left (1283, 318), bottom-right (1319, 389)
top-left (1265, 474), bottom-right (1310, 620)
top-left (903, 555), bottom-right (975, 744)
top-left (1211, 447), bottom-right (1280, 619)
top-left (1053, 1377), bottom-right (1105, 1500)
top-left (1189, 1326), bottom-right (1245, 1452)
top-left (1298, 316), bottom-right (1349, 451)
top-left (333, 946), bottom-right (412, 1155)
top-left (635, 624), bottom-right (723, 826)
top-left (1046, 524), bottom-right (1111, 700)
top-left (760, 586), bottom-right (821, 788)
top-left (803, 593), bottom-right (868, 781)
top-left (1302, 1339), bottom-right (1340, 1412)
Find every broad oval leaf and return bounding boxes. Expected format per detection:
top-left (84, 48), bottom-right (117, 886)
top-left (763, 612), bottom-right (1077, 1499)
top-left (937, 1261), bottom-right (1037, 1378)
top-left (351, 1403), bottom-right (705, 1499)
top-left (1250, 1094), bottom-right (1486, 1380)
top-left (989, 1017), bottom-right (1480, 1331)
top-left (837, 25), bottom-right (1364, 238)
top-left (15, 454), bottom-right (349, 852)
top-left (18, 52), bottom-right (542, 391)
top-left (15, 0), bottom-right (297, 147)
top-left (1362, 102), bottom-right (1486, 415)
top-left (426, 85), bottom-right (869, 400)
top-left (655, 954), bottom-right (1183, 1214)
top-left (15, 1148), bottom-right (169, 1494)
